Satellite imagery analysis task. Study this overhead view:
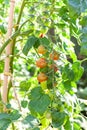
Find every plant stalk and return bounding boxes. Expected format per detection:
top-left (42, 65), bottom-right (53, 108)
top-left (8, 0), bottom-right (25, 110)
top-left (10, 0), bottom-right (25, 73)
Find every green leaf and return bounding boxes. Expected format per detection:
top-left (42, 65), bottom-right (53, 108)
top-left (80, 35), bottom-right (87, 46)
top-left (0, 24), bottom-right (6, 34)
top-left (29, 86), bottom-right (43, 100)
top-left (33, 39), bottom-right (40, 48)
top-left (52, 111), bottom-right (66, 128)
top-left (0, 61), bottom-right (4, 73)
top-left (22, 35), bottom-right (38, 55)
top-left (9, 110), bottom-right (21, 121)
top-left (0, 111), bottom-right (21, 121)
top-left (80, 26), bottom-right (87, 35)
top-left (0, 113), bottom-right (9, 120)
top-left (22, 114), bottom-right (39, 128)
top-left (62, 62), bottom-right (84, 82)
top-left (63, 80), bottom-right (72, 92)
top-left (39, 37), bottom-right (50, 48)
top-left (68, 0), bottom-right (80, 17)
top-left (19, 81), bottom-right (31, 91)
top-left (6, 103), bottom-right (11, 109)
top-left (58, 6), bottom-right (68, 21)
top-left (80, 45), bottom-right (87, 56)
top-left (80, 16), bottom-right (87, 26)
top-left (29, 93), bottom-right (50, 115)
top-left (73, 122), bottom-right (81, 130)
top-left (80, 26), bottom-right (87, 56)
top-left (0, 111), bottom-right (21, 130)
top-left (80, 0), bottom-right (87, 13)
top-left (68, 0), bottom-right (87, 17)
top-left (62, 63), bottom-right (74, 81)
top-left (21, 100), bottom-right (28, 108)
top-left (62, 41), bottom-right (77, 61)
top-left (80, 26), bottom-right (87, 45)
top-left (72, 61), bottom-right (84, 81)
top-left (0, 119), bottom-right (11, 130)
top-left (64, 118), bottom-right (72, 130)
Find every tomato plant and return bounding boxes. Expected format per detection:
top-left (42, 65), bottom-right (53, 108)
top-left (0, 0), bottom-right (87, 130)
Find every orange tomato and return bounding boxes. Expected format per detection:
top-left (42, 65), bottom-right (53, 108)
top-left (37, 72), bottom-right (48, 82)
top-left (37, 45), bottom-right (47, 54)
top-left (36, 58), bottom-right (47, 68)
top-left (50, 51), bottom-right (59, 60)
top-left (50, 64), bottom-right (58, 72)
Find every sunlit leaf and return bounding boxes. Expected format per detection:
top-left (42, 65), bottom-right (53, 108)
top-left (52, 111), bottom-right (67, 128)
top-left (22, 114), bottom-right (39, 128)
top-left (29, 87), bottom-right (51, 115)
top-left (21, 100), bottom-right (28, 108)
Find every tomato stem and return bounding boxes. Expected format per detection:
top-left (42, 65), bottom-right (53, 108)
top-left (81, 58), bottom-right (87, 63)
top-left (34, 48), bottom-right (41, 58)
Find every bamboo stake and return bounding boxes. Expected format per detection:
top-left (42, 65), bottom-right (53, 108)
top-left (2, 0), bottom-right (15, 111)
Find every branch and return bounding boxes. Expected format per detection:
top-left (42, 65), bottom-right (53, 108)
top-left (0, 30), bottom-right (19, 55)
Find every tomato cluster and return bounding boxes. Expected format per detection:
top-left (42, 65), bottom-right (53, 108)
top-left (35, 37), bottom-right (60, 88)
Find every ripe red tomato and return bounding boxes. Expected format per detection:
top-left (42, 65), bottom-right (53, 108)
top-left (37, 72), bottom-right (48, 82)
top-left (50, 51), bottom-right (59, 60)
top-left (37, 45), bottom-right (47, 54)
top-left (36, 58), bottom-right (47, 68)
top-left (50, 64), bottom-right (58, 72)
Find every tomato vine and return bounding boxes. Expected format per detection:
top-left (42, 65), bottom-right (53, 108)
top-left (0, 0), bottom-right (87, 130)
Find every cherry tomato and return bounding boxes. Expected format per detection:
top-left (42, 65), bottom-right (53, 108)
top-left (36, 58), bottom-right (47, 68)
top-left (37, 45), bottom-right (47, 54)
top-left (50, 64), bottom-right (58, 72)
top-left (37, 72), bottom-right (48, 82)
top-left (50, 51), bottom-right (59, 60)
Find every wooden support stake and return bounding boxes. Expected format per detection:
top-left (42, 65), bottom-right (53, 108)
top-left (2, 0), bottom-right (15, 111)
